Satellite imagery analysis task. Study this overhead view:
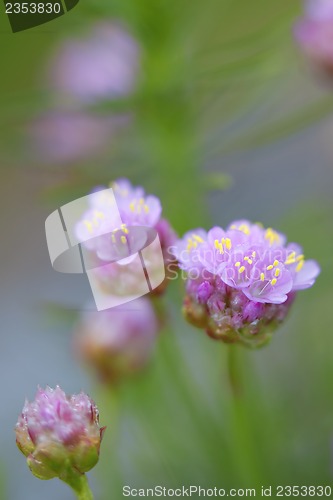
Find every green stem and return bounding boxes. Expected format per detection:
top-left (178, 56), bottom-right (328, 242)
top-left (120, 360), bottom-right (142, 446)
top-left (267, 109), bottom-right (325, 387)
top-left (63, 473), bottom-right (94, 500)
top-left (226, 345), bottom-right (261, 488)
top-left (227, 343), bottom-right (243, 398)
top-left (95, 385), bottom-right (121, 500)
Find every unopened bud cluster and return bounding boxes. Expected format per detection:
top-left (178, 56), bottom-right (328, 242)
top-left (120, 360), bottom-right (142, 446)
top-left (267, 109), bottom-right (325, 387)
top-left (15, 386), bottom-right (104, 481)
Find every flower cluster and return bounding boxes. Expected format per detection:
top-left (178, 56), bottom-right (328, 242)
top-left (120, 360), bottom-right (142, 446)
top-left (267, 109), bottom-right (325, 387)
top-left (74, 298), bottom-right (158, 383)
top-left (174, 220), bottom-right (320, 347)
top-left (15, 386), bottom-right (104, 481)
top-left (294, 0), bottom-right (333, 75)
top-left (75, 178), bottom-right (177, 297)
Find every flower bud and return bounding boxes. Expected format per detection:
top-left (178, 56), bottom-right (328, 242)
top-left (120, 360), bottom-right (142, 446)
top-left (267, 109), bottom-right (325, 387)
top-left (15, 386), bottom-right (105, 481)
top-left (74, 298), bottom-right (158, 383)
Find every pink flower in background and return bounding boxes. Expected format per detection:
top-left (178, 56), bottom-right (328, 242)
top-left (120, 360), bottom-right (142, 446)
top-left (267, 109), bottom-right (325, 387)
top-left (174, 220), bottom-right (320, 347)
top-left (32, 23), bottom-right (140, 164)
top-left (295, 0), bottom-right (333, 74)
top-left (30, 112), bottom-right (126, 164)
top-left (74, 298), bottom-right (158, 383)
top-left (49, 22), bottom-right (140, 103)
top-left (15, 386), bottom-right (104, 480)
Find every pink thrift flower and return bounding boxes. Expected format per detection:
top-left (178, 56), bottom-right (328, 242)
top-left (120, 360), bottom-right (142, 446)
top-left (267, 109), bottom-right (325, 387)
top-left (174, 220), bottom-right (320, 347)
top-left (73, 298), bottom-right (158, 383)
top-left (75, 179), bottom-right (177, 297)
top-left (15, 386), bottom-right (105, 480)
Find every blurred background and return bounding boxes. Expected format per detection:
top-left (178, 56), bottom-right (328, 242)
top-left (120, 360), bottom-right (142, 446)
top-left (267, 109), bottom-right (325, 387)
top-left (1, 0), bottom-right (333, 499)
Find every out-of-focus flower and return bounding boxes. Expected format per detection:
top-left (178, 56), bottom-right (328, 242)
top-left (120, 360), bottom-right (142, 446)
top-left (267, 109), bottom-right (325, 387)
top-left (73, 298), bottom-right (158, 383)
top-left (75, 179), bottom-right (177, 297)
top-left (49, 22), bottom-right (140, 104)
top-left (294, 0), bottom-right (333, 75)
top-left (173, 220), bottom-right (320, 347)
top-left (15, 386), bottom-right (104, 485)
top-left (30, 112), bottom-right (127, 164)
top-left (32, 23), bottom-right (140, 165)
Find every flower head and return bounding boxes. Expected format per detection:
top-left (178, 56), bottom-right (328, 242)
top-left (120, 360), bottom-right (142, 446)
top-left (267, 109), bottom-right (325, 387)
top-left (75, 179), bottom-right (177, 297)
top-left (74, 298), bottom-right (158, 383)
top-left (174, 220), bottom-right (320, 347)
top-left (294, 0), bottom-right (333, 75)
top-left (15, 386), bottom-right (104, 480)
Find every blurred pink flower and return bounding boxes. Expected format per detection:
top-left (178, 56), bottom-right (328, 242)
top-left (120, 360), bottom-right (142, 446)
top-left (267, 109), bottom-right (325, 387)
top-left (49, 22), bottom-right (140, 103)
top-left (73, 298), bottom-right (158, 383)
top-left (295, 0), bottom-right (333, 74)
top-left (30, 112), bottom-right (127, 164)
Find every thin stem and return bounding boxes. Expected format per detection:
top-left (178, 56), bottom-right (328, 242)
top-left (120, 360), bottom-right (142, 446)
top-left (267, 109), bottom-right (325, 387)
top-left (75, 475), bottom-right (94, 500)
top-left (226, 345), bottom-right (261, 488)
top-left (62, 472), bottom-right (94, 500)
top-left (227, 343), bottom-right (242, 398)
top-left (95, 385), bottom-right (122, 500)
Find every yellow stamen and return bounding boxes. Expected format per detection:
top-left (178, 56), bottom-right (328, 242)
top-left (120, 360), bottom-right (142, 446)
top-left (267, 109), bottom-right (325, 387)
top-left (271, 278), bottom-right (277, 286)
top-left (83, 220), bottom-right (93, 233)
top-left (239, 224), bottom-right (250, 235)
top-left (247, 258), bottom-right (253, 265)
top-left (252, 251), bottom-right (256, 258)
top-left (266, 265), bottom-right (273, 271)
top-left (129, 201), bottom-right (135, 212)
top-left (94, 210), bottom-right (104, 219)
top-left (296, 254), bottom-right (304, 262)
top-left (214, 239), bottom-right (220, 250)
top-left (187, 239), bottom-right (193, 251)
top-left (235, 262), bottom-right (241, 268)
top-left (296, 260), bottom-right (304, 272)
top-left (111, 234), bottom-right (116, 243)
top-left (225, 238), bottom-right (232, 250)
top-left (274, 268), bottom-right (280, 277)
top-left (273, 260), bottom-right (279, 267)
top-left (260, 273), bottom-right (265, 281)
top-left (121, 235), bottom-right (127, 244)
top-left (193, 234), bottom-right (204, 243)
top-left (285, 251), bottom-right (296, 265)
top-left (144, 204), bottom-right (149, 213)
top-left (239, 266), bottom-right (246, 274)
top-left (121, 224), bottom-right (129, 234)
top-left (265, 228), bottom-right (280, 245)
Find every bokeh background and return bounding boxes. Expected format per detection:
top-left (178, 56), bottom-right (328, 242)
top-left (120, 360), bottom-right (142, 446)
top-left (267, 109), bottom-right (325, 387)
top-left (1, 1), bottom-right (333, 499)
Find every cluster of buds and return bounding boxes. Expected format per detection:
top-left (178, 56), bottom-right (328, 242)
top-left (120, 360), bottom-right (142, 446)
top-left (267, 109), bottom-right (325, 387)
top-left (174, 220), bottom-right (320, 348)
top-left (15, 386), bottom-right (104, 490)
top-left (294, 0), bottom-right (333, 76)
